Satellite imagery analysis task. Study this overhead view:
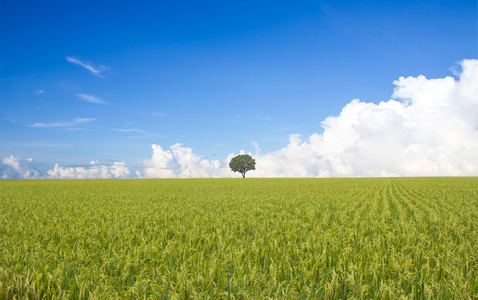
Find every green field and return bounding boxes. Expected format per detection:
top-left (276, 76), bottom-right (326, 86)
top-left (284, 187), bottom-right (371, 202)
top-left (1, 178), bottom-right (477, 299)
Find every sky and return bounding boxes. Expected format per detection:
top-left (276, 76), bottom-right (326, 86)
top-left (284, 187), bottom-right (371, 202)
top-left (1, 0), bottom-right (477, 179)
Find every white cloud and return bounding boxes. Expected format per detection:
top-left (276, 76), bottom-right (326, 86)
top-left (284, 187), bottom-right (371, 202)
top-left (248, 59), bottom-right (478, 177)
top-left (66, 56), bottom-right (108, 77)
top-left (141, 144), bottom-right (233, 178)
top-left (140, 144), bottom-right (260, 178)
top-left (35, 90), bottom-right (45, 95)
top-left (251, 141), bottom-right (261, 155)
top-left (1, 155), bottom-right (40, 179)
top-left (111, 128), bottom-right (143, 133)
top-left (45, 161), bottom-right (130, 179)
top-left (141, 59), bottom-right (478, 178)
top-left (76, 93), bottom-right (105, 104)
top-left (1, 156), bottom-right (130, 179)
top-left (4, 60), bottom-right (477, 179)
top-left (27, 143), bottom-right (71, 148)
top-left (235, 114), bottom-right (272, 121)
top-left (29, 117), bottom-right (96, 128)
top-left (110, 128), bottom-right (165, 139)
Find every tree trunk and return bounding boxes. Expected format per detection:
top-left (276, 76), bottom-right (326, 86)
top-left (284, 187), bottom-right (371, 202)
top-left (242, 172), bottom-right (245, 178)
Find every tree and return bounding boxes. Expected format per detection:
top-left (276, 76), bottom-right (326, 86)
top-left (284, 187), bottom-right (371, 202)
top-left (229, 154), bottom-right (256, 178)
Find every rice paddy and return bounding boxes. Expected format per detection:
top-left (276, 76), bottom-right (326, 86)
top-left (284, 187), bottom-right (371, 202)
top-left (1, 177), bottom-right (477, 299)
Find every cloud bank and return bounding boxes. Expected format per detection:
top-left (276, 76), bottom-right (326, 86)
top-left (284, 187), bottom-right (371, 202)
top-left (2, 59), bottom-right (477, 179)
top-left (139, 59), bottom-right (478, 178)
top-left (1, 156), bottom-right (40, 179)
top-left (1, 158), bottom-right (129, 179)
top-left (46, 161), bottom-right (130, 179)
top-left (140, 144), bottom-right (232, 178)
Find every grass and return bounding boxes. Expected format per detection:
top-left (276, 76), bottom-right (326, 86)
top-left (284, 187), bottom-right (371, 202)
top-left (1, 177), bottom-right (477, 299)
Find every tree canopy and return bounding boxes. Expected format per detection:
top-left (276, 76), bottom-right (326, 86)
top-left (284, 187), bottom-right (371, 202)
top-left (229, 154), bottom-right (256, 178)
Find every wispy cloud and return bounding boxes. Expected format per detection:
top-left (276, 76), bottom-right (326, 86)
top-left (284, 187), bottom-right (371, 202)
top-left (268, 125), bottom-right (301, 132)
top-left (152, 112), bottom-right (168, 117)
top-left (235, 114), bottom-right (272, 121)
top-left (35, 90), bottom-right (45, 96)
top-left (29, 143), bottom-right (72, 148)
top-left (1, 116), bottom-right (19, 124)
top-left (76, 93), bottom-right (105, 104)
top-left (66, 56), bottom-right (108, 78)
top-left (111, 128), bottom-right (143, 133)
top-left (29, 117), bottom-right (96, 128)
top-left (110, 128), bottom-right (165, 139)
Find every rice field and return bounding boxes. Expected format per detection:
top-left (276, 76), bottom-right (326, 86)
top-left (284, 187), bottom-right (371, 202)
top-left (1, 177), bottom-right (477, 299)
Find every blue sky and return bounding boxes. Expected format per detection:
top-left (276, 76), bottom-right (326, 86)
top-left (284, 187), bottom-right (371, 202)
top-left (1, 0), bottom-right (477, 178)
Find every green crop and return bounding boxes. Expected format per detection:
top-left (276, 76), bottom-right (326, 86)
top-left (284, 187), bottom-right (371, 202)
top-left (1, 178), bottom-right (477, 299)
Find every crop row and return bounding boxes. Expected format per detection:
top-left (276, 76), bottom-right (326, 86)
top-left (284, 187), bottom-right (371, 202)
top-left (1, 177), bottom-right (477, 299)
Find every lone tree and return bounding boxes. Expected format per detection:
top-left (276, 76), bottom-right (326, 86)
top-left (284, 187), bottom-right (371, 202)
top-left (229, 154), bottom-right (256, 178)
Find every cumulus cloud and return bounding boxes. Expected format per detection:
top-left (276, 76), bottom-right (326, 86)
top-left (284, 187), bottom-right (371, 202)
top-left (141, 59), bottom-right (478, 178)
top-left (1, 155), bottom-right (40, 179)
top-left (4, 60), bottom-right (477, 179)
top-left (249, 59), bottom-right (478, 177)
top-left (1, 156), bottom-right (130, 179)
top-left (66, 56), bottom-right (108, 77)
top-left (140, 144), bottom-right (233, 178)
top-left (76, 93), bottom-right (105, 104)
top-left (45, 161), bottom-right (130, 179)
